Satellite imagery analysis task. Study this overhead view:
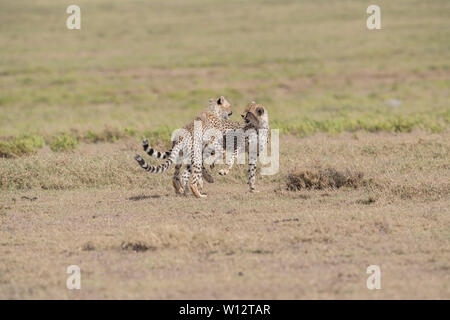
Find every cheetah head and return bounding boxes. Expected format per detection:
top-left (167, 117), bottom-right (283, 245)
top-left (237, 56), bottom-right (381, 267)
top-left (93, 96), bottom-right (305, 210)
top-left (208, 96), bottom-right (233, 120)
top-left (241, 101), bottom-right (268, 129)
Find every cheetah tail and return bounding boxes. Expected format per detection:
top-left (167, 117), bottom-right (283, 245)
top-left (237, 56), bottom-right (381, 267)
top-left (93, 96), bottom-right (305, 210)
top-left (134, 143), bottom-right (182, 174)
top-left (142, 139), bottom-right (171, 160)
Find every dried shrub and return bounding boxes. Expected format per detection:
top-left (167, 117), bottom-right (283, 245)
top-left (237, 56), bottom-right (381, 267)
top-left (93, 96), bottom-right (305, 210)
top-left (81, 241), bottom-right (95, 251)
top-left (120, 241), bottom-right (156, 253)
top-left (287, 167), bottom-right (364, 190)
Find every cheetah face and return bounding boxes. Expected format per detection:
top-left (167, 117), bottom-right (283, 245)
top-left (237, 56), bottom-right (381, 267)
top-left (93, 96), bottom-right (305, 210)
top-left (217, 96), bottom-right (233, 119)
top-left (241, 101), bottom-right (267, 128)
top-left (207, 96), bottom-right (233, 120)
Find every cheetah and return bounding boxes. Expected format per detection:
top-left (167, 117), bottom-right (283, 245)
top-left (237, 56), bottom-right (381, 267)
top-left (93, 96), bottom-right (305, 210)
top-left (134, 96), bottom-right (234, 198)
top-left (141, 101), bottom-right (269, 194)
top-left (205, 102), bottom-right (269, 192)
top-left (140, 96), bottom-right (231, 189)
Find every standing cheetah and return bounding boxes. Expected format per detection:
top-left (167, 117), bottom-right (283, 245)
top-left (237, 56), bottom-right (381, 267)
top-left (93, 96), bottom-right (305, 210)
top-left (134, 96), bottom-right (234, 198)
top-left (138, 102), bottom-right (269, 195)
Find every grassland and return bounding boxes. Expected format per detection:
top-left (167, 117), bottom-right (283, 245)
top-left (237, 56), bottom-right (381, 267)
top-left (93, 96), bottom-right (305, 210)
top-left (0, 0), bottom-right (449, 299)
top-left (1, 132), bottom-right (449, 299)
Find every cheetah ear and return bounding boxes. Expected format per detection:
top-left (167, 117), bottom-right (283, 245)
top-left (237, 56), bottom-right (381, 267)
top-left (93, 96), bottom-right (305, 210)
top-left (217, 96), bottom-right (225, 105)
top-left (256, 107), bottom-right (264, 116)
top-left (249, 101), bottom-right (256, 106)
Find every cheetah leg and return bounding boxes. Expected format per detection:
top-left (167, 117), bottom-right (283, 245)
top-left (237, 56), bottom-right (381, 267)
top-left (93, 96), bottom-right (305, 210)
top-left (219, 148), bottom-right (237, 176)
top-left (180, 165), bottom-right (191, 195)
top-left (190, 162), bottom-right (207, 198)
top-left (171, 149), bottom-right (185, 194)
top-left (203, 140), bottom-right (223, 177)
top-left (197, 176), bottom-right (204, 192)
top-left (202, 165), bottom-right (214, 183)
top-left (172, 163), bottom-right (184, 194)
top-left (201, 142), bottom-right (217, 183)
top-left (179, 165), bottom-right (206, 194)
top-left (248, 159), bottom-right (259, 193)
top-left (190, 182), bottom-right (206, 198)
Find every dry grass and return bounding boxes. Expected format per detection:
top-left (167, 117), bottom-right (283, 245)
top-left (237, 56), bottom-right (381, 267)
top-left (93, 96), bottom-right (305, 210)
top-left (1, 131), bottom-right (449, 299)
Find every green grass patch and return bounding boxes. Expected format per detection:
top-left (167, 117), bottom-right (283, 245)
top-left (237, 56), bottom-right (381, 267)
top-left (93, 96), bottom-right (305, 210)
top-left (82, 128), bottom-right (128, 144)
top-left (0, 126), bottom-right (178, 158)
top-left (142, 125), bottom-right (176, 148)
top-left (272, 114), bottom-right (447, 137)
top-left (0, 114), bottom-right (447, 159)
top-left (0, 134), bottom-right (45, 158)
top-left (49, 134), bottom-right (78, 152)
